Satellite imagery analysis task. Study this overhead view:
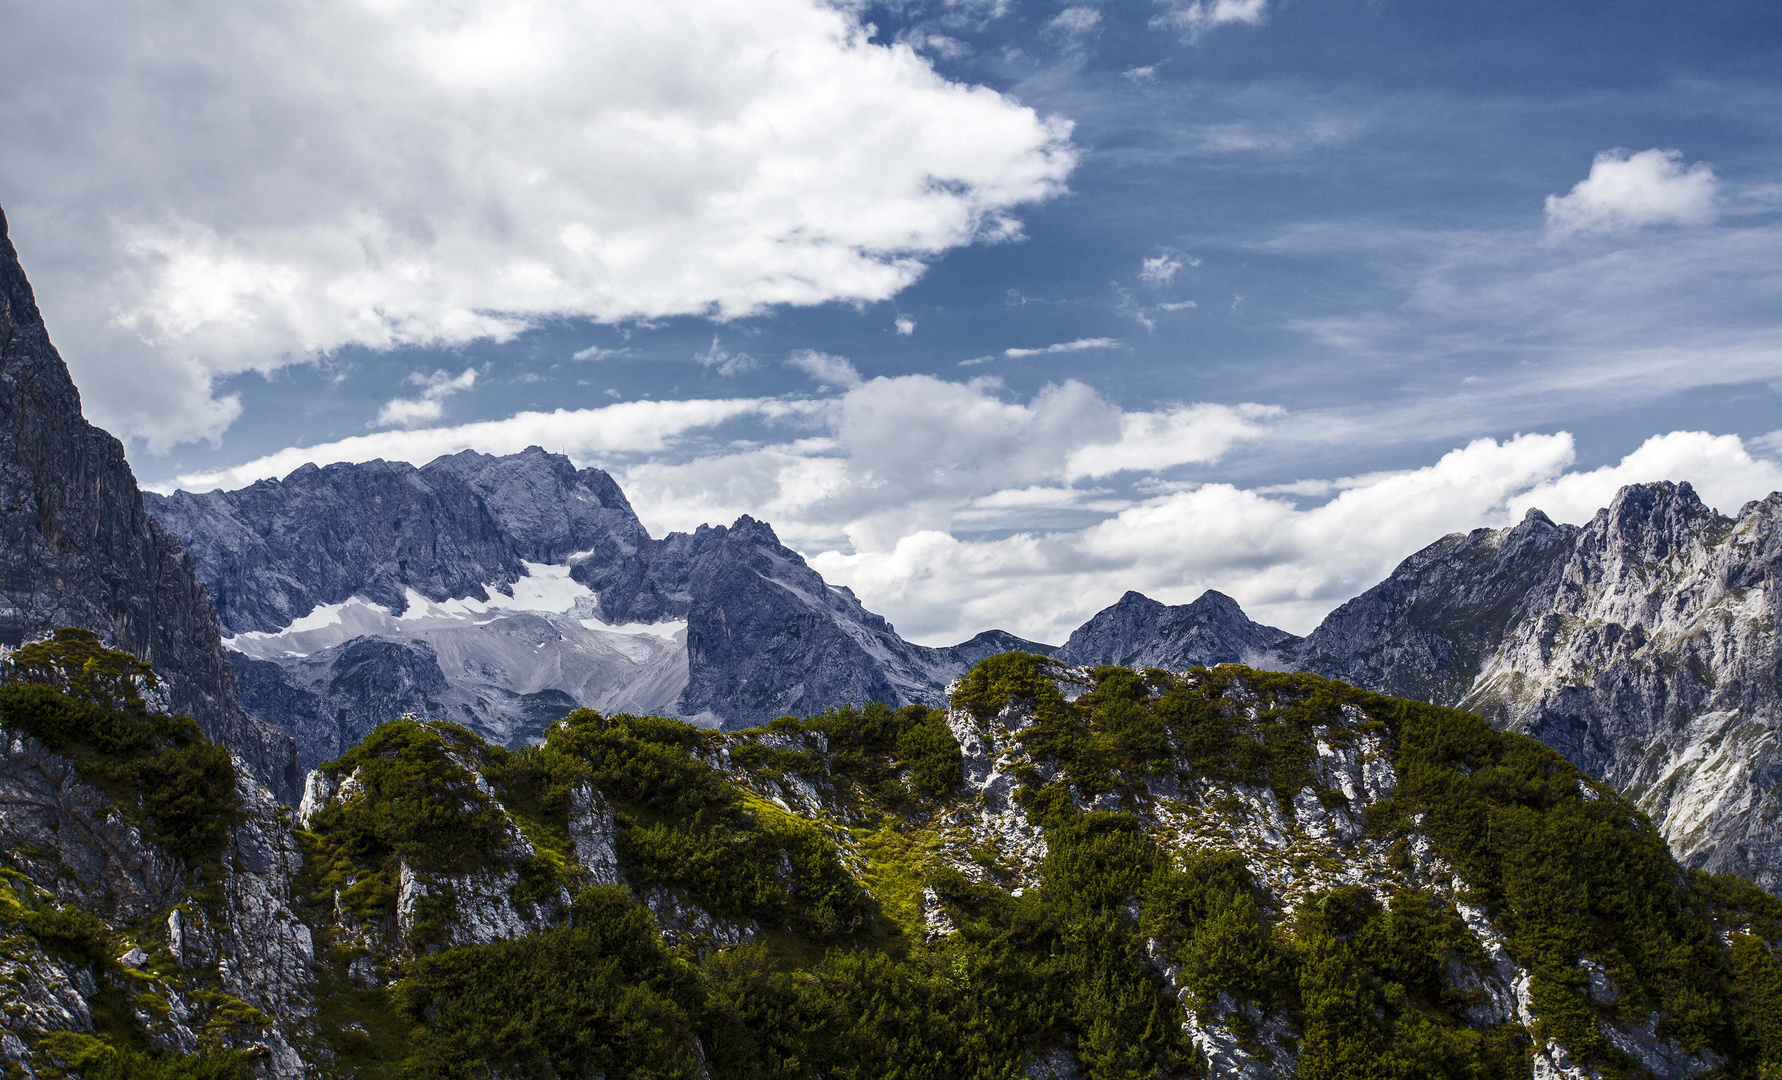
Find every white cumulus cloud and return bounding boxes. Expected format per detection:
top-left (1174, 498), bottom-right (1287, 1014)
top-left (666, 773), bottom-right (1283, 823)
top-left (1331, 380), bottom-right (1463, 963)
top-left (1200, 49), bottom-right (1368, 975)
top-left (156, 359), bottom-right (1782, 647)
top-left (1545, 149), bottom-right (1717, 237)
top-left (373, 368), bottom-right (478, 428)
top-left (1065, 403), bottom-right (1281, 479)
top-left (0, 0), bottom-right (1075, 451)
top-left (1507, 430), bottom-right (1782, 522)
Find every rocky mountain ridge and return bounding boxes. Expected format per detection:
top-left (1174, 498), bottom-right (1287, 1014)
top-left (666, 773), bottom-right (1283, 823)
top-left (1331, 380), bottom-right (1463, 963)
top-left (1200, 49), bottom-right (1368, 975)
top-left (1056, 589), bottom-right (1295, 671)
top-left (1067, 483), bottom-right (1782, 894)
top-left (147, 434), bottom-right (1782, 897)
top-left (0, 205), bottom-right (297, 802)
top-left (150, 455), bottom-right (1054, 771)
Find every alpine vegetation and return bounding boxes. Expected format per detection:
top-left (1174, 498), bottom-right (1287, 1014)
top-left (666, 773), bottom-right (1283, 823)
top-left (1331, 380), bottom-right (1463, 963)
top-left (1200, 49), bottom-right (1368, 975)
top-left (5, 637), bottom-right (1782, 1078)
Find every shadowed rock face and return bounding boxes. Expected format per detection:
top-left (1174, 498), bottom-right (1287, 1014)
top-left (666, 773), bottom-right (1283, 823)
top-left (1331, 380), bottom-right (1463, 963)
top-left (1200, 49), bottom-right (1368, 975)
top-left (1056, 589), bottom-right (1298, 672)
top-left (0, 205), bottom-right (298, 802)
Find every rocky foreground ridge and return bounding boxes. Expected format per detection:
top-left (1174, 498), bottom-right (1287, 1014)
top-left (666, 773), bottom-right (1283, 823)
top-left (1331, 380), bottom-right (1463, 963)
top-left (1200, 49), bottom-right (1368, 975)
top-left (4, 634), bottom-right (1781, 1078)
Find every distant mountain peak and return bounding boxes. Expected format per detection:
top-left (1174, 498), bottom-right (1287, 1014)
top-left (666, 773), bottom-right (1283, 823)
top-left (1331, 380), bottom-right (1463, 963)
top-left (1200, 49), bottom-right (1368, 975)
top-left (1058, 588), bottom-right (1297, 671)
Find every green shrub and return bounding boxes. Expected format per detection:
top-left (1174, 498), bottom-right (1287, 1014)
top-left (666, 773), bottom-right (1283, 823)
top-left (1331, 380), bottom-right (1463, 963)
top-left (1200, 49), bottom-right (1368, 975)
top-left (31, 1032), bottom-right (254, 1080)
top-left (395, 886), bottom-right (704, 1079)
top-left (306, 719), bottom-right (510, 877)
top-left (295, 659), bottom-right (1782, 1079)
top-left (484, 709), bottom-right (874, 938)
top-left (0, 628), bottom-right (239, 863)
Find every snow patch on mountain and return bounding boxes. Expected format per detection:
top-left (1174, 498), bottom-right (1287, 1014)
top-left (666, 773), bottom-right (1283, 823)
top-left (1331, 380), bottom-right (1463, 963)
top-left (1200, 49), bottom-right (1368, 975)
top-left (225, 561), bottom-right (686, 660)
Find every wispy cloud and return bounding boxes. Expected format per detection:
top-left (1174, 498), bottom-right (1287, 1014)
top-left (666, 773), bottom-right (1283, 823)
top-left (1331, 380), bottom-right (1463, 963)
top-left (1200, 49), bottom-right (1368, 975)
top-left (573, 344), bottom-right (633, 361)
top-left (1003, 337), bottom-right (1122, 358)
top-left (373, 368), bottom-right (478, 429)
top-left (1139, 254), bottom-right (1184, 285)
top-left (695, 336), bottom-right (758, 376)
top-left (786, 349), bottom-right (861, 388)
top-left (1046, 7), bottom-right (1102, 38)
top-left (1151, 0), bottom-right (1268, 42)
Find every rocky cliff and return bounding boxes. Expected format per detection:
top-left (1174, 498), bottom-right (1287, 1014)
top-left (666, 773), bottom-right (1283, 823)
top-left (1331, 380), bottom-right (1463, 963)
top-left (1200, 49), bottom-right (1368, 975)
top-left (0, 204), bottom-right (297, 802)
top-left (0, 635), bottom-right (315, 1078)
top-left (1294, 483), bottom-right (1782, 892)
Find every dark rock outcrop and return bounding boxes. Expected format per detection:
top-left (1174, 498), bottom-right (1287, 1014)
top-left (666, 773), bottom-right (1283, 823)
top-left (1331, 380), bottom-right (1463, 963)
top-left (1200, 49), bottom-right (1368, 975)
top-left (0, 205), bottom-right (297, 801)
top-left (1056, 589), bottom-right (1297, 671)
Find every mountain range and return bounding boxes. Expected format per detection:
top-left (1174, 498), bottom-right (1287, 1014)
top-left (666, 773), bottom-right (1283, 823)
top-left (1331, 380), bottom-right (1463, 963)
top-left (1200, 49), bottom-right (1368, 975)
top-left (146, 454), bottom-right (1782, 896)
top-left (3, 192), bottom-right (1779, 898)
top-left (4, 195), bottom-right (1782, 1078)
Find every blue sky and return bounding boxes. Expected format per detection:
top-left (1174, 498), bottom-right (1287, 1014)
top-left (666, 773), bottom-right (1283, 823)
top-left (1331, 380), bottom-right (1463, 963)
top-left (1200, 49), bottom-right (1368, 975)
top-left (4, 0), bottom-right (1781, 643)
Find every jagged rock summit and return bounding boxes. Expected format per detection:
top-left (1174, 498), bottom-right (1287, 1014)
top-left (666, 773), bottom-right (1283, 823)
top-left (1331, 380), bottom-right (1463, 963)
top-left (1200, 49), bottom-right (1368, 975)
top-left (1061, 485), bottom-right (1782, 892)
top-left (1296, 481), bottom-right (1782, 891)
top-left (1057, 588), bottom-right (1297, 671)
top-left (0, 204), bottom-right (297, 800)
top-left (150, 455), bottom-right (1051, 770)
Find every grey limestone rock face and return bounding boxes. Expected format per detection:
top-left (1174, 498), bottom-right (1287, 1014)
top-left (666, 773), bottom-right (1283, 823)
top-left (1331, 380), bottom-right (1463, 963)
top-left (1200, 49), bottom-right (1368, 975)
top-left (148, 458), bottom-right (532, 636)
top-left (1300, 482), bottom-right (1782, 891)
top-left (0, 727), bottom-right (315, 1077)
top-left (1056, 589), bottom-right (1297, 671)
top-left (0, 730), bottom-right (184, 922)
top-left (1294, 507), bottom-right (1580, 706)
top-left (0, 204), bottom-right (297, 803)
top-left (145, 445), bottom-right (650, 638)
